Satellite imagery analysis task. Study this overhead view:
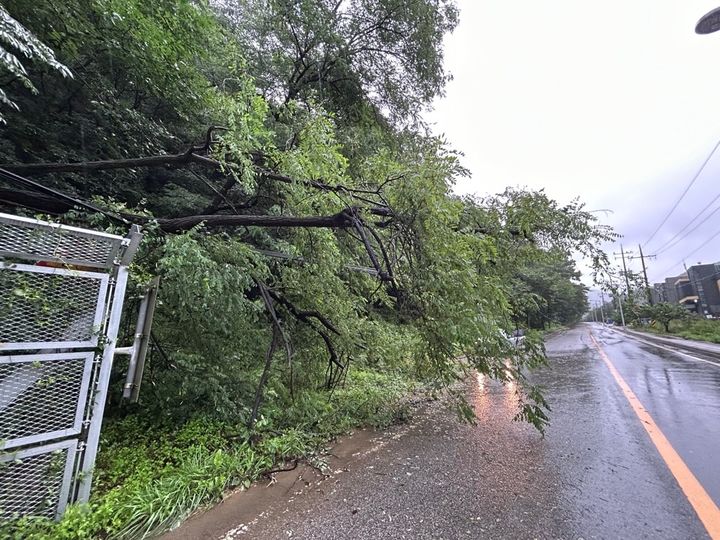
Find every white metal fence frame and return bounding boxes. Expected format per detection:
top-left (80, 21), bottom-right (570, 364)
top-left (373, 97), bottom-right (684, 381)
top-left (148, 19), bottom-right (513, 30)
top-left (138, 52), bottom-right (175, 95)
top-left (0, 212), bottom-right (141, 520)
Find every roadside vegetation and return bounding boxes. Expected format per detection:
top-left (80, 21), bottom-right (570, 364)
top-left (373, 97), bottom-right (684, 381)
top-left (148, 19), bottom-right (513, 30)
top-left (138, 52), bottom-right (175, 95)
top-left (636, 302), bottom-right (690, 333)
top-left (0, 369), bottom-right (415, 540)
top-left (0, 1), bottom-right (612, 537)
top-left (592, 298), bottom-right (720, 344)
top-left (641, 314), bottom-right (720, 343)
top-left (670, 319), bottom-right (720, 343)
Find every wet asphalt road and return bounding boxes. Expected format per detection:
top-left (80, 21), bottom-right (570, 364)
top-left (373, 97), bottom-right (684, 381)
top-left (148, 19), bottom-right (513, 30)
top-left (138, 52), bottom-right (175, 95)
top-left (591, 324), bottom-right (720, 506)
top-left (171, 324), bottom-right (717, 539)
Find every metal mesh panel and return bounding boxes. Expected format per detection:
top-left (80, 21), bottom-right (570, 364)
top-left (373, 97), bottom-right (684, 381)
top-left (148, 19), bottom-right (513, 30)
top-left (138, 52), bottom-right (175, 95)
top-left (0, 443), bottom-right (73, 520)
top-left (0, 266), bottom-right (107, 349)
top-left (0, 219), bottom-right (121, 269)
top-left (0, 213), bottom-right (139, 520)
top-left (0, 354), bottom-right (93, 449)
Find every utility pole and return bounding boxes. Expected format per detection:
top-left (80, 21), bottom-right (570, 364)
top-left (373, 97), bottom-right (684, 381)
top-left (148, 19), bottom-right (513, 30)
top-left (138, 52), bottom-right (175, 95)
top-left (613, 245), bottom-right (632, 295)
top-left (616, 292), bottom-right (626, 327)
top-left (623, 247), bottom-right (656, 305)
top-left (600, 290), bottom-right (606, 324)
top-left (621, 245), bottom-right (631, 294)
top-left (607, 275), bottom-right (626, 328)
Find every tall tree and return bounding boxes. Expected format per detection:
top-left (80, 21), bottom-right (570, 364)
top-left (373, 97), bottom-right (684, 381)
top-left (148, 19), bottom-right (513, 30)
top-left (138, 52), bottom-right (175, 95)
top-left (511, 253), bottom-right (589, 329)
top-left (0, 4), bottom-right (71, 122)
top-left (0, 1), bottom-right (615, 431)
top-left (213, 0), bottom-right (458, 125)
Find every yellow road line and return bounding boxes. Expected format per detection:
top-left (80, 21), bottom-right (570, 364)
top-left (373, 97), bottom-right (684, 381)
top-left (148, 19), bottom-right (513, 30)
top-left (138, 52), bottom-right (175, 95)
top-left (589, 331), bottom-right (720, 540)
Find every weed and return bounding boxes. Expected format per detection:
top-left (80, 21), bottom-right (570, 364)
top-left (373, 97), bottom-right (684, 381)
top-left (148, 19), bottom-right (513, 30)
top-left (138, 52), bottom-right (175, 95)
top-left (0, 369), bottom-right (416, 539)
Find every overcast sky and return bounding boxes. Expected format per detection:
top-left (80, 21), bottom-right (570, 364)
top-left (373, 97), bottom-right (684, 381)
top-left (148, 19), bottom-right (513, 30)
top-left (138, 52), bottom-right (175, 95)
top-left (426, 0), bottom-right (720, 296)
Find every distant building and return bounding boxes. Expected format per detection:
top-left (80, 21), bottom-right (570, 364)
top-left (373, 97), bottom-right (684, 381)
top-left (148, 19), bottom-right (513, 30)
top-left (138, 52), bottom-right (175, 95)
top-left (654, 264), bottom-right (720, 317)
top-left (687, 263), bottom-right (720, 317)
top-left (664, 273), bottom-right (684, 304)
top-left (674, 274), bottom-right (698, 312)
top-left (652, 273), bottom-right (686, 306)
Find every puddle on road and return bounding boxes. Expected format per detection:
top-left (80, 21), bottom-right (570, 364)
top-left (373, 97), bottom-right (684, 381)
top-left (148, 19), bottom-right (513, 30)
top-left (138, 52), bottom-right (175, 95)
top-left (473, 372), bottom-right (520, 428)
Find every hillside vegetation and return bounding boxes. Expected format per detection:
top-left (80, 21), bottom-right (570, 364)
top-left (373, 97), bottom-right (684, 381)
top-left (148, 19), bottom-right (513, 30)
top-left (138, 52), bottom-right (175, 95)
top-left (0, 1), bottom-right (613, 537)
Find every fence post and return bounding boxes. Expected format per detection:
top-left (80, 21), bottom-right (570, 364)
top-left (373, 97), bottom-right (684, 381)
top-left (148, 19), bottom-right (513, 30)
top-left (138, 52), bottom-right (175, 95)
top-left (76, 226), bottom-right (141, 502)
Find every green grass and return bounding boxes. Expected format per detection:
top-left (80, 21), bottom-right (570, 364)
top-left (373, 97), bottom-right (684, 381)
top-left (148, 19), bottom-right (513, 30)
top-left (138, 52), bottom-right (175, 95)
top-left (0, 370), bottom-right (416, 540)
top-left (637, 318), bottom-right (720, 344)
top-left (674, 319), bottom-right (720, 343)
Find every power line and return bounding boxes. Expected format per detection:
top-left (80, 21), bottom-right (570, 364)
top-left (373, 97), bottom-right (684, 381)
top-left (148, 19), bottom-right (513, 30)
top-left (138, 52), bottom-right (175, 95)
top-left (651, 190), bottom-right (720, 254)
top-left (654, 204), bottom-right (720, 256)
top-left (0, 167), bottom-right (127, 224)
top-left (651, 260), bottom-right (685, 283)
top-left (652, 251), bottom-right (690, 282)
top-left (652, 224), bottom-right (720, 280)
top-left (677, 226), bottom-right (720, 264)
top-left (643, 137), bottom-right (720, 248)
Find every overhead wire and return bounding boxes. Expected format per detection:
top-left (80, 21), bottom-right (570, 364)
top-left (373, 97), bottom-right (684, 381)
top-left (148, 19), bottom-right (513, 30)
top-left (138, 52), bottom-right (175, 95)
top-left (643, 137), bottom-right (720, 248)
top-left (652, 224), bottom-right (720, 281)
top-left (674, 226), bottom-right (720, 266)
top-left (654, 203), bottom-right (720, 256)
top-left (651, 260), bottom-right (683, 282)
top-left (0, 167), bottom-right (128, 224)
top-left (651, 190), bottom-right (720, 254)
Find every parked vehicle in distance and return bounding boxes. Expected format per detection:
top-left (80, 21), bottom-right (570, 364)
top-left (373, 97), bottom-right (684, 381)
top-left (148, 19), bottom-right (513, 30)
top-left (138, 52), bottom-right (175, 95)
top-left (504, 328), bottom-right (525, 347)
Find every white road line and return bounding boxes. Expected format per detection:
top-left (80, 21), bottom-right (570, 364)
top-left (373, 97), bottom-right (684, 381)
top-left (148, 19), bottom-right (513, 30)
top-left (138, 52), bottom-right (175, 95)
top-left (606, 328), bottom-right (720, 368)
top-left (589, 332), bottom-right (720, 540)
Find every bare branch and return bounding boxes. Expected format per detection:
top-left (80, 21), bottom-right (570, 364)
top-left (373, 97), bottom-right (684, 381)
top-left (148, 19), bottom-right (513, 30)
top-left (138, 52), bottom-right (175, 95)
top-left (1, 151), bottom-right (224, 175)
top-left (267, 289), bottom-right (340, 336)
top-left (364, 222), bottom-right (394, 281)
top-left (255, 278), bottom-right (295, 399)
top-left (1, 148), bottom-right (392, 210)
top-left (248, 326), bottom-right (278, 429)
top-left (156, 208), bottom-right (355, 233)
top-left (265, 288), bottom-right (345, 390)
top-left (194, 125), bottom-right (229, 153)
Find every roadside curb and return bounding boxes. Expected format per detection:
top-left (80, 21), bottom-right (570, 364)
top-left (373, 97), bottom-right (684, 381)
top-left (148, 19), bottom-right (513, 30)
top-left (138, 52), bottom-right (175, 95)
top-left (608, 326), bottom-right (720, 363)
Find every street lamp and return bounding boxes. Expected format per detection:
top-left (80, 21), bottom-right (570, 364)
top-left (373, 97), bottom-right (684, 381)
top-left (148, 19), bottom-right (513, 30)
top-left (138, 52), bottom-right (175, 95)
top-left (696, 7), bottom-right (720, 34)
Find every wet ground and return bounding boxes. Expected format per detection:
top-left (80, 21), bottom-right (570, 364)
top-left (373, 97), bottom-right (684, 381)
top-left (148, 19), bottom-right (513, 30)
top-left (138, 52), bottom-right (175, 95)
top-left (591, 324), bottom-right (720, 506)
top-left (165, 325), bottom-right (717, 539)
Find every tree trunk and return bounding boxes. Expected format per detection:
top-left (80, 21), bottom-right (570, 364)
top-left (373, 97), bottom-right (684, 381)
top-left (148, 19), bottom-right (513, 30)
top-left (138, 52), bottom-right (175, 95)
top-left (1, 152), bottom-right (221, 175)
top-left (248, 328), bottom-right (278, 429)
top-left (157, 210), bottom-right (354, 232)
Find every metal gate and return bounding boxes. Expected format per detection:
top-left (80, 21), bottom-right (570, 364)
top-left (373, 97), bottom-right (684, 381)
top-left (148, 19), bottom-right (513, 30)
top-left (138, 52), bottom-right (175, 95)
top-left (0, 212), bottom-right (141, 520)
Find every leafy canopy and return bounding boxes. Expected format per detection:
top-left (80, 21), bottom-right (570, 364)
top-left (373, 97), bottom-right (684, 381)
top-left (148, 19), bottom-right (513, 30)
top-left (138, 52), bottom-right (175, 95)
top-left (0, 4), bottom-right (71, 122)
top-left (0, 0), bottom-right (615, 433)
top-left (641, 302), bottom-right (689, 332)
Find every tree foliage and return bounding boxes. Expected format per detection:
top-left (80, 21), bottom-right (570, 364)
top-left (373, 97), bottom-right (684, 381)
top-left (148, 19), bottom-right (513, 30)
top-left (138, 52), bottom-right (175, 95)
top-left (0, 1), bottom-right (614, 435)
top-left (511, 251), bottom-right (588, 329)
top-left (214, 0), bottom-right (458, 125)
top-left (640, 302), bottom-right (689, 333)
top-left (0, 3), bottom-right (71, 122)
top-left (0, 3), bottom-right (621, 535)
